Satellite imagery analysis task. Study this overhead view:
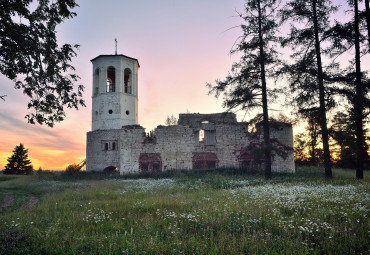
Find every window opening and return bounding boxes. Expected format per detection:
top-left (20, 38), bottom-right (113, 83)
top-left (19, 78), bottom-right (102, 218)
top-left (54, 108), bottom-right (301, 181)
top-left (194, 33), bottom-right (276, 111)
top-left (194, 161), bottom-right (203, 169)
top-left (152, 162), bottom-right (161, 173)
top-left (107, 67), bottom-right (116, 92)
top-left (199, 130), bottom-right (205, 142)
top-left (109, 109), bottom-right (113, 114)
top-left (124, 68), bottom-right (132, 94)
top-left (139, 153), bottom-right (162, 173)
top-left (238, 146), bottom-right (264, 169)
top-left (207, 161), bottom-right (216, 168)
top-left (240, 160), bottom-right (251, 168)
top-left (141, 162), bottom-right (149, 172)
top-left (94, 68), bottom-right (100, 95)
top-left (104, 166), bottom-right (118, 173)
top-left (102, 141), bottom-right (118, 151)
top-left (192, 153), bottom-right (218, 169)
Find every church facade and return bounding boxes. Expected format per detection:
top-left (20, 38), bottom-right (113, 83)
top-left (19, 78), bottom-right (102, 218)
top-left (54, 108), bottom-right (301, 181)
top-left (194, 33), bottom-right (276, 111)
top-left (86, 54), bottom-right (295, 174)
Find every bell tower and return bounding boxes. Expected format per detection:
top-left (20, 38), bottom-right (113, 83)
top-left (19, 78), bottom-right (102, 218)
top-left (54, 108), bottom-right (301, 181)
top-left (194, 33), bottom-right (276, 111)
top-left (91, 54), bottom-right (139, 130)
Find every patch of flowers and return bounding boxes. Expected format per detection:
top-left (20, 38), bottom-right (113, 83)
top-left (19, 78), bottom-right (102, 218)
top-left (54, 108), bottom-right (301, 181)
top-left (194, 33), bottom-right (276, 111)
top-left (38, 180), bottom-right (82, 191)
top-left (82, 201), bottom-right (113, 223)
top-left (116, 178), bottom-right (176, 193)
top-left (157, 209), bottom-right (201, 223)
top-left (229, 183), bottom-right (369, 212)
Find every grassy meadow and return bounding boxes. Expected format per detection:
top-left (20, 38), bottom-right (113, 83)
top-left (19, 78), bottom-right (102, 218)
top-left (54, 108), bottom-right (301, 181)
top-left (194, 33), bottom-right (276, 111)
top-left (0, 167), bottom-right (369, 254)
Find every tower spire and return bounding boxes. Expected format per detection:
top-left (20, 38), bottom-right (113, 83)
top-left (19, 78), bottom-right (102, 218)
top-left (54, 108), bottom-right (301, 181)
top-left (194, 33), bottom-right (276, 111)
top-left (115, 38), bottom-right (117, 55)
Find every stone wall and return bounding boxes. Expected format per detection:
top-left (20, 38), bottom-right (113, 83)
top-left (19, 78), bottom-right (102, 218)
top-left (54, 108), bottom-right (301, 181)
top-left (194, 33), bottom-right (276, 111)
top-left (256, 121), bottom-right (295, 173)
top-left (86, 114), bottom-right (295, 174)
top-left (86, 129), bottom-right (121, 172)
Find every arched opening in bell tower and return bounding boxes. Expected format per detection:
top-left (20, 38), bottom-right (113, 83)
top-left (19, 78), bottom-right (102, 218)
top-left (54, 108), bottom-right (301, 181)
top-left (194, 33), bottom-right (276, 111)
top-left (94, 68), bottom-right (100, 95)
top-left (124, 68), bottom-right (132, 94)
top-left (107, 66), bottom-right (116, 92)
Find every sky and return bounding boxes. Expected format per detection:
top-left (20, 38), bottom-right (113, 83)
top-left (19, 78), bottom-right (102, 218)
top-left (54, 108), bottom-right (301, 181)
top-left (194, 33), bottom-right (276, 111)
top-left (0, 0), bottom-right (368, 170)
top-left (0, 0), bottom-right (248, 170)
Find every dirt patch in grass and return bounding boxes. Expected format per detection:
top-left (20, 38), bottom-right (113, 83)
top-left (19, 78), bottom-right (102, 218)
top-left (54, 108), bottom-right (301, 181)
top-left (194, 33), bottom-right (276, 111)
top-left (20, 194), bottom-right (40, 210)
top-left (0, 193), bottom-right (14, 211)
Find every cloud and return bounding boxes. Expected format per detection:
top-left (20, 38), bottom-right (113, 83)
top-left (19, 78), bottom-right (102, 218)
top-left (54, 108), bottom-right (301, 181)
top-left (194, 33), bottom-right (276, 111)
top-left (0, 111), bottom-right (86, 170)
top-left (0, 112), bottom-right (84, 151)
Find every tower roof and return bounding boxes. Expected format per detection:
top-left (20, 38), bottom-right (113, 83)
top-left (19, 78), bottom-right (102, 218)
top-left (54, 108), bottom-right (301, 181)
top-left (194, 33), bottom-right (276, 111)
top-left (90, 54), bottom-right (140, 67)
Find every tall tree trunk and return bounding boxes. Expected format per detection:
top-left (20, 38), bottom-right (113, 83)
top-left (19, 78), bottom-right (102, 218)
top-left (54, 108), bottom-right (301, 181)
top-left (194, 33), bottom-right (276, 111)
top-left (354, 0), bottom-right (364, 179)
top-left (312, 0), bottom-right (332, 179)
top-left (364, 0), bottom-right (370, 49)
top-left (257, 0), bottom-right (272, 180)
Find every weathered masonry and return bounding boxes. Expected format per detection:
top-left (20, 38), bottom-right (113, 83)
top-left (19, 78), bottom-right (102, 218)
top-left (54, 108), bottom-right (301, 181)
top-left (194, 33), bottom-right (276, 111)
top-left (86, 54), bottom-right (295, 174)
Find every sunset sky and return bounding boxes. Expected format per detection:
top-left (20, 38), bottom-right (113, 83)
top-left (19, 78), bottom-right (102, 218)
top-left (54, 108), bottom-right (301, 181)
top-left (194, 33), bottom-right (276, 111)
top-left (0, 0), bottom-right (368, 170)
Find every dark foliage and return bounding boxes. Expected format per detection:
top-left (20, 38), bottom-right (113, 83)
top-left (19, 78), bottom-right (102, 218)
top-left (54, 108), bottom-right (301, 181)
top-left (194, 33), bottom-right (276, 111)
top-left (294, 115), bottom-right (323, 166)
top-left (325, 0), bottom-right (370, 178)
top-left (0, 0), bottom-right (85, 127)
top-left (207, 0), bottom-right (282, 180)
top-left (279, 0), bottom-right (338, 179)
top-left (330, 110), bottom-right (370, 169)
top-left (65, 163), bottom-right (81, 175)
top-left (0, 230), bottom-right (31, 255)
top-left (4, 144), bottom-right (33, 175)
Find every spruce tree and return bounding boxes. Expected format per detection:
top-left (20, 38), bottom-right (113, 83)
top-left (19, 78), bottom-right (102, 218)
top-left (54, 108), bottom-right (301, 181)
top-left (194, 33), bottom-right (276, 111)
top-left (4, 144), bottom-right (33, 175)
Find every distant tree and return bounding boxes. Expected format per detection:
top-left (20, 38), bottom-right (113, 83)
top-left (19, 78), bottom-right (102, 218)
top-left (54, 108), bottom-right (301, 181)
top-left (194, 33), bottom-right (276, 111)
top-left (165, 114), bottom-right (177, 126)
top-left (4, 144), bottom-right (33, 175)
top-left (280, 0), bottom-right (338, 179)
top-left (330, 111), bottom-right (357, 168)
top-left (293, 116), bottom-right (323, 166)
top-left (208, 0), bottom-right (282, 180)
top-left (330, 109), bottom-right (370, 169)
top-left (0, 0), bottom-right (85, 127)
top-left (37, 166), bottom-right (43, 175)
top-left (306, 115), bottom-right (323, 166)
top-left (293, 133), bottom-right (309, 165)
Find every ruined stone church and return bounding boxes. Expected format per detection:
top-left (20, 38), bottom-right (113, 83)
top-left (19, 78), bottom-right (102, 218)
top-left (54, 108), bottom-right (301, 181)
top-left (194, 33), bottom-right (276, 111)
top-left (86, 54), bottom-right (295, 174)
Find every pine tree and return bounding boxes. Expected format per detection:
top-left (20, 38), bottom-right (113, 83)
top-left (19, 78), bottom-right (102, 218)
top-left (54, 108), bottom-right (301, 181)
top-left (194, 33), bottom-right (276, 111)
top-left (280, 0), bottom-right (338, 179)
top-left (4, 144), bottom-right (33, 175)
top-left (353, 0), bottom-right (365, 179)
top-left (325, 0), bottom-right (370, 178)
top-left (208, 0), bottom-right (281, 180)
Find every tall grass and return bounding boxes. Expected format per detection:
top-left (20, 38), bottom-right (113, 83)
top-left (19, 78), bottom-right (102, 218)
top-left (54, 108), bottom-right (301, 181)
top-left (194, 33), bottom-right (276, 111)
top-left (0, 167), bottom-right (368, 254)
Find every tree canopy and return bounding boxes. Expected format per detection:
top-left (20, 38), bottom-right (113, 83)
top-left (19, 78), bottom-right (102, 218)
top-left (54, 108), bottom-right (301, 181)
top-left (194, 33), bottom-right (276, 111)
top-left (0, 0), bottom-right (85, 127)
